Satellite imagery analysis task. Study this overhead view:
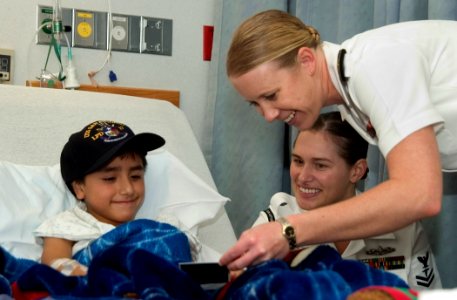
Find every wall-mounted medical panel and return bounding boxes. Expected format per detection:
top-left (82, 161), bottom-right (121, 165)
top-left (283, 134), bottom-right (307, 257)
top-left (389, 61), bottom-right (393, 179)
top-left (36, 6), bottom-right (172, 56)
top-left (94, 11), bottom-right (109, 50)
top-left (111, 14), bottom-right (129, 51)
top-left (141, 17), bottom-right (173, 56)
top-left (36, 5), bottom-right (73, 46)
top-left (0, 48), bottom-right (14, 84)
top-left (73, 10), bottom-right (95, 48)
top-left (127, 16), bottom-right (142, 53)
top-left (110, 14), bottom-right (142, 53)
top-left (73, 10), bottom-right (108, 50)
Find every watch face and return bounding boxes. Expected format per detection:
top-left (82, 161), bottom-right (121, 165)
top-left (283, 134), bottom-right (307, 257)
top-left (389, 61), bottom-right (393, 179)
top-left (285, 227), bottom-right (294, 237)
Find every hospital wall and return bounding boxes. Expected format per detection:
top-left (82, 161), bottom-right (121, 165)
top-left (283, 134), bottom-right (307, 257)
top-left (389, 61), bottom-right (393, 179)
top-left (0, 0), bottom-right (216, 153)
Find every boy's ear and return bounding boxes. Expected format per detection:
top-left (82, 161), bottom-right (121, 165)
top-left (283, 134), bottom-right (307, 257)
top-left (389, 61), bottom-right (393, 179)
top-left (72, 181), bottom-right (85, 200)
top-left (350, 159), bottom-right (368, 183)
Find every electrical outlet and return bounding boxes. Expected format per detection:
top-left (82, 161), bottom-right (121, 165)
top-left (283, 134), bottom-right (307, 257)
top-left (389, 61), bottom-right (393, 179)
top-left (141, 17), bottom-right (172, 56)
top-left (0, 48), bottom-right (14, 84)
top-left (36, 5), bottom-right (73, 46)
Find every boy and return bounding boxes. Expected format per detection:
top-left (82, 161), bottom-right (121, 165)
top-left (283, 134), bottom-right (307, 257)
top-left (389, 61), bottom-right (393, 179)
top-left (35, 120), bottom-right (169, 275)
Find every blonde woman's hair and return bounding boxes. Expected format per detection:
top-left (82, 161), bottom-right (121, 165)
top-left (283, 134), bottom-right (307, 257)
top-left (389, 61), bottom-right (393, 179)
top-left (226, 9), bottom-right (321, 77)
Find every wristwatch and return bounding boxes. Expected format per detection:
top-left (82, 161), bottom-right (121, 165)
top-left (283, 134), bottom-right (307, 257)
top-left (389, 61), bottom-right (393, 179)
top-left (277, 217), bottom-right (297, 250)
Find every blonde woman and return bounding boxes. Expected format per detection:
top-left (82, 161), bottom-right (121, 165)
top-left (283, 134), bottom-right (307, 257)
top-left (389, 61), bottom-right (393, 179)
top-left (220, 10), bottom-right (457, 274)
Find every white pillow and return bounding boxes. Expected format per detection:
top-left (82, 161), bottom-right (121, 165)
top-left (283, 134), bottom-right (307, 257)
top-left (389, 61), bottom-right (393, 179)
top-left (0, 162), bottom-right (74, 260)
top-left (138, 149), bottom-right (228, 233)
top-left (0, 149), bottom-right (228, 261)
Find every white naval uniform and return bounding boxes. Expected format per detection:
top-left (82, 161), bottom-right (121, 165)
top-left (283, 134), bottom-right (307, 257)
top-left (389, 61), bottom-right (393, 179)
top-left (253, 192), bottom-right (442, 290)
top-left (322, 20), bottom-right (457, 171)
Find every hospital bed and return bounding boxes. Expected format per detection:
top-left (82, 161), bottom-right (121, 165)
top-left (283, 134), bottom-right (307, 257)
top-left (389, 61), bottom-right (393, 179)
top-left (0, 84), bottom-right (237, 263)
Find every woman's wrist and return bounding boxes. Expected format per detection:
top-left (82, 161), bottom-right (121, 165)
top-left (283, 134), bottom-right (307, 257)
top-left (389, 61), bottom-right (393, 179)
top-left (277, 217), bottom-right (297, 250)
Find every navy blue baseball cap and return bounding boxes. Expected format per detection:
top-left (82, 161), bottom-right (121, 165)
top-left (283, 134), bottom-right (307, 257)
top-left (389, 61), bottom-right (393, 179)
top-left (60, 120), bottom-right (165, 191)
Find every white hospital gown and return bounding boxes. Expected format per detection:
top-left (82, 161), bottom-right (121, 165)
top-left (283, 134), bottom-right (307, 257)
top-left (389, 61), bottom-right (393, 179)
top-left (34, 205), bottom-right (114, 256)
top-left (34, 205), bottom-right (202, 260)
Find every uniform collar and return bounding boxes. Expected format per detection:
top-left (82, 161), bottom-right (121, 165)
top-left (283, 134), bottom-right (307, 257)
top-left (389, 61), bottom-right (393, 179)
top-left (322, 42), bottom-right (357, 127)
top-left (323, 42), bottom-right (378, 144)
top-left (322, 41), bottom-right (347, 104)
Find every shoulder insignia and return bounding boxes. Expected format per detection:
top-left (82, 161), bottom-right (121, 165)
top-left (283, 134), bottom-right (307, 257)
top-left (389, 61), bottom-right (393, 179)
top-left (415, 251), bottom-right (435, 288)
top-left (263, 208), bottom-right (275, 222)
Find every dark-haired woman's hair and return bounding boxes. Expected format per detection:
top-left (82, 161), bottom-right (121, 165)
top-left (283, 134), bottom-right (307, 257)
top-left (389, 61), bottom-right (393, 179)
top-left (295, 111), bottom-right (369, 179)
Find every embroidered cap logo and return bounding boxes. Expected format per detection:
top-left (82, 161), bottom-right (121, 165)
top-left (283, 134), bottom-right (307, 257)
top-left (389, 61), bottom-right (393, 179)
top-left (86, 121), bottom-right (129, 143)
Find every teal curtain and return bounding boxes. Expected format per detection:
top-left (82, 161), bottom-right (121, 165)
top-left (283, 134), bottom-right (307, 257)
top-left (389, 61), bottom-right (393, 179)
top-left (209, 0), bottom-right (288, 237)
top-left (210, 0), bottom-right (457, 288)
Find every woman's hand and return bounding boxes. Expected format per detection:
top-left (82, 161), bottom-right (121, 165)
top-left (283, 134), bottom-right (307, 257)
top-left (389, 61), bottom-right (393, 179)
top-left (219, 221), bottom-right (290, 270)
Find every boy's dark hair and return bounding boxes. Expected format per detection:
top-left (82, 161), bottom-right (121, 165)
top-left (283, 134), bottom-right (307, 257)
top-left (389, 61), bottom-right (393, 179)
top-left (60, 120), bottom-right (165, 194)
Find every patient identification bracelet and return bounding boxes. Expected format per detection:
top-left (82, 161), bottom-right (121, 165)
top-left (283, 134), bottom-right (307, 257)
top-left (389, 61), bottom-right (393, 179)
top-left (51, 258), bottom-right (87, 276)
top-left (277, 217), bottom-right (297, 250)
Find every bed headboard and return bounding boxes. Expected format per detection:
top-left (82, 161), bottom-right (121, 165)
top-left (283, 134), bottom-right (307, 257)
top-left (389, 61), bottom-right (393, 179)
top-left (25, 80), bottom-right (180, 108)
top-left (0, 84), bottom-right (236, 256)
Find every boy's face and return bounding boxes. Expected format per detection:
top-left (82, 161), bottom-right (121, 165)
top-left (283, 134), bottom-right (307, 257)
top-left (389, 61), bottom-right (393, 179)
top-left (72, 153), bottom-right (146, 226)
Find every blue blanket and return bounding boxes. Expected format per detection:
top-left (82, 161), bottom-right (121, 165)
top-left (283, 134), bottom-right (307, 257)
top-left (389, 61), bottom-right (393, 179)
top-left (0, 220), bottom-right (409, 299)
top-left (74, 218), bottom-right (192, 268)
top-left (222, 245), bottom-right (408, 299)
top-left (1, 219), bottom-right (208, 299)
